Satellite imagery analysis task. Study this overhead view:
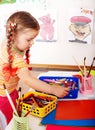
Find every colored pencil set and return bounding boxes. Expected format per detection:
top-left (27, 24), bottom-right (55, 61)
top-left (23, 93), bottom-right (53, 107)
top-left (43, 78), bottom-right (78, 90)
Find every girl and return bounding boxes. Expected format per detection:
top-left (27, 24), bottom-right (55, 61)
top-left (0, 11), bottom-right (70, 124)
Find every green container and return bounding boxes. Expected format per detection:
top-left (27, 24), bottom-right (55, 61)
top-left (12, 114), bottom-right (30, 130)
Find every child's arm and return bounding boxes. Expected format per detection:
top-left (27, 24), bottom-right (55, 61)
top-left (17, 67), bottom-right (70, 98)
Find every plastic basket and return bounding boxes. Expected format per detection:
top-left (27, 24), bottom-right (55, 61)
top-left (39, 76), bottom-right (79, 99)
top-left (22, 91), bottom-right (57, 118)
top-left (12, 114), bottom-right (30, 130)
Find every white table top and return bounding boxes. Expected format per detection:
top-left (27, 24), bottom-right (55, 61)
top-left (5, 71), bottom-right (95, 130)
top-left (5, 114), bottom-right (45, 130)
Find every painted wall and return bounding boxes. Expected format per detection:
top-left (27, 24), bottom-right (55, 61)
top-left (0, 0), bottom-right (95, 66)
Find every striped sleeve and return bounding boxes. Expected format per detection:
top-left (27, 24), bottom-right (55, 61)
top-left (12, 55), bottom-right (27, 69)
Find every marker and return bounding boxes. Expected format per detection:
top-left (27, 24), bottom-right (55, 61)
top-left (3, 84), bottom-right (19, 116)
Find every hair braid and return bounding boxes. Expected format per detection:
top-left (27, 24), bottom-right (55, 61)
top-left (7, 23), bottom-right (17, 67)
top-left (25, 49), bottom-right (32, 70)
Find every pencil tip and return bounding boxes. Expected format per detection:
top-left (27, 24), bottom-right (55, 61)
top-left (3, 84), bottom-right (6, 89)
top-left (18, 87), bottom-right (21, 91)
top-left (22, 94), bottom-right (24, 97)
top-left (84, 57), bottom-right (86, 60)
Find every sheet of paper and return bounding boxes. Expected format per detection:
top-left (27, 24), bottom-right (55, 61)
top-left (55, 99), bottom-right (95, 120)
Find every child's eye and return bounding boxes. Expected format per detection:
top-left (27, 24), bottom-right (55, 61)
top-left (27, 39), bottom-right (31, 42)
top-left (27, 38), bottom-right (33, 42)
top-left (27, 40), bottom-right (30, 42)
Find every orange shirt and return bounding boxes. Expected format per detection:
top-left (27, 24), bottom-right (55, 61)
top-left (0, 44), bottom-right (27, 95)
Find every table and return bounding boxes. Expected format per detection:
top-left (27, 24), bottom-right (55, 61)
top-left (5, 114), bottom-right (45, 130)
top-left (5, 71), bottom-right (95, 130)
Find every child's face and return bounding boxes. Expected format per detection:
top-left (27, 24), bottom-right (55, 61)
top-left (14, 28), bottom-right (39, 52)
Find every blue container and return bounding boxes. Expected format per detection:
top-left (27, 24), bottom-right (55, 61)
top-left (39, 76), bottom-right (79, 99)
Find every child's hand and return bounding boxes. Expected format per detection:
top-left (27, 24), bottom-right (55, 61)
top-left (52, 85), bottom-right (70, 98)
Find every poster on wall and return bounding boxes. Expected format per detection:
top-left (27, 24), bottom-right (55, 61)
top-left (36, 10), bottom-right (57, 43)
top-left (68, 8), bottom-right (94, 44)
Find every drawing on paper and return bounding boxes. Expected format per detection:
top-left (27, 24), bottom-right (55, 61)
top-left (36, 11), bottom-right (57, 42)
top-left (68, 8), bottom-right (94, 44)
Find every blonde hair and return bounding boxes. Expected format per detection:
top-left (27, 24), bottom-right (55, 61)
top-left (6, 11), bottom-right (40, 32)
top-left (6, 11), bottom-right (40, 67)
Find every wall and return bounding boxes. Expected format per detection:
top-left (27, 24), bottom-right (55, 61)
top-left (30, 0), bottom-right (95, 66)
top-left (0, 0), bottom-right (95, 67)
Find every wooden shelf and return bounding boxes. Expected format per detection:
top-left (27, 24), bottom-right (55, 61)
top-left (29, 64), bottom-right (95, 71)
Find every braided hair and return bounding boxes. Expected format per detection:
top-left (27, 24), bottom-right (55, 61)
top-left (7, 23), bottom-right (17, 68)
